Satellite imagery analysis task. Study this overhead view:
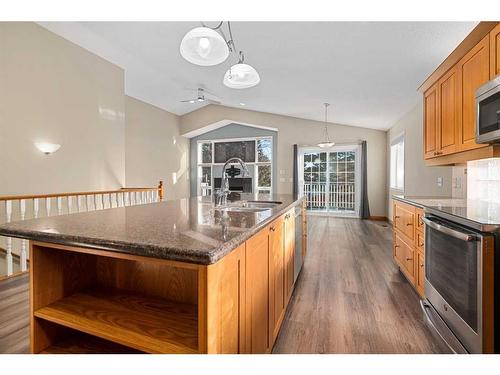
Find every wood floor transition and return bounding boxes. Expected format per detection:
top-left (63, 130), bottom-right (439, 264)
top-left (0, 216), bottom-right (448, 354)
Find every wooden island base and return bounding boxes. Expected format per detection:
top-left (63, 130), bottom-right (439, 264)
top-left (29, 204), bottom-right (306, 354)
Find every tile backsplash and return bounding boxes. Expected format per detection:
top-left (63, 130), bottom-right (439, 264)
top-left (467, 158), bottom-right (500, 203)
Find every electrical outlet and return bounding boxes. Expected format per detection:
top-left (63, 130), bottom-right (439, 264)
top-left (279, 177), bottom-right (286, 183)
top-left (437, 177), bottom-right (443, 187)
top-left (279, 169), bottom-right (286, 175)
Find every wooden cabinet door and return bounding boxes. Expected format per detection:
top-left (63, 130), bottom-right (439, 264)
top-left (268, 217), bottom-right (285, 344)
top-left (424, 83), bottom-right (439, 159)
top-left (437, 66), bottom-right (459, 155)
top-left (205, 244), bottom-right (246, 353)
top-left (458, 35), bottom-right (490, 151)
top-left (245, 228), bottom-right (270, 354)
top-left (284, 211), bottom-right (295, 303)
top-left (394, 233), bottom-right (415, 284)
top-left (393, 201), bottom-right (415, 243)
top-left (415, 250), bottom-right (425, 298)
top-left (491, 23), bottom-right (500, 79)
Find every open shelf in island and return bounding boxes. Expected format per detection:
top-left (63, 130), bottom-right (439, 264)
top-left (34, 288), bottom-right (199, 354)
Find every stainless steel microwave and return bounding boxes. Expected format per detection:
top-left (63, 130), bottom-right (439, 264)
top-left (476, 75), bottom-right (500, 144)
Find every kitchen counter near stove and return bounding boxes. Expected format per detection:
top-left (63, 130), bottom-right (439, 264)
top-left (392, 195), bottom-right (500, 232)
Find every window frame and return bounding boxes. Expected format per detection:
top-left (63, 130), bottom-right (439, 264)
top-left (390, 133), bottom-right (405, 191)
top-left (196, 136), bottom-right (273, 196)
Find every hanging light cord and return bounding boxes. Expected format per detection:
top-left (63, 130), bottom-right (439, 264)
top-left (323, 103), bottom-right (331, 142)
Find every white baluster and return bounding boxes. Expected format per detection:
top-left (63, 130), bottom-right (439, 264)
top-left (124, 192), bottom-right (129, 206)
top-left (93, 195), bottom-right (98, 210)
top-left (101, 194), bottom-right (105, 210)
top-left (68, 196), bottom-right (72, 214)
top-left (86, 195), bottom-right (92, 211)
top-left (33, 198), bottom-right (39, 218)
top-left (114, 193), bottom-right (119, 208)
top-left (46, 198), bottom-right (51, 217)
top-left (77, 195), bottom-right (82, 212)
top-left (57, 196), bottom-right (63, 215)
top-left (5, 200), bottom-right (13, 275)
top-left (109, 193), bottom-right (113, 208)
top-left (118, 193), bottom-right (124, 207)
top-left (20, 199), bottom-right (27, 272)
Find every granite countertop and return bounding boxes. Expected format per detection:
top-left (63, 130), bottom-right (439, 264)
top-left (393, 195), bottom-right (500, 232)
top-left (0, 194), bottom-right (303, 265)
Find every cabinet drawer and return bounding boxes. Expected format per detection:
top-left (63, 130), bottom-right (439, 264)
top-left (394, 232), bottom-right (415, 283)
top-left (393, 201), bottom-right (416, 242)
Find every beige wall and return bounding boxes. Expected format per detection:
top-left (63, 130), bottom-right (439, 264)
top-left (125, 96), bottom-right (189, 200)
top-left (181, 105), bottom-right (388, 216)
top-left (386, 100), bottom-right (452, 219)
top-left (0, 22), bottom-right (125, 195)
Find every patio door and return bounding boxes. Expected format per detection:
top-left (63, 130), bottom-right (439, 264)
top-left (298, 144), bottom-right (361, 216)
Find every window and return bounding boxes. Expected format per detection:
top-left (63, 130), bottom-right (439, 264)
top-left (196, 137), bottom-right (273, 196)
top-left (390, 134), bottom-right (405, 191)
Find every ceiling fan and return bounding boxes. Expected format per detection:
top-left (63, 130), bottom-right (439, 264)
top-left (180, 88), bottom-right (221, 105)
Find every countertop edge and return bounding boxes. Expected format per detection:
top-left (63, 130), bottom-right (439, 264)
top-left (0, 197), bottom-right (305, 265)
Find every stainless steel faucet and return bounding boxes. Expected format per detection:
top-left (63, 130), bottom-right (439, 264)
top-left (216, 157), bottom-right (250, 206)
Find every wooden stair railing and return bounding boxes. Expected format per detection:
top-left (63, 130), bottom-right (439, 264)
top-left (0, 181), bottom-right (164, 278)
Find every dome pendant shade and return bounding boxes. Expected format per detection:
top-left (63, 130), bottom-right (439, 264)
top-left (223, 63), bottom-right (260, 89)
top-left (180, 27), bottom-right (229, 66)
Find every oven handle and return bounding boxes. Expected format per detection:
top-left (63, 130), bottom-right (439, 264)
top-left (421, 217), bottom-right (478, 242)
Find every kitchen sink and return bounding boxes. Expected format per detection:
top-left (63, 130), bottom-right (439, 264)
top-left (214, 200), bottom-right (282, 213)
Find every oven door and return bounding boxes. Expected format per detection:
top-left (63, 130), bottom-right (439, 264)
top-left (422, 215), bottom-right (484, 353)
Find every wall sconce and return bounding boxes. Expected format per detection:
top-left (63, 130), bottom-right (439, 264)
top-left (35, 142), bottom-right (61, 155)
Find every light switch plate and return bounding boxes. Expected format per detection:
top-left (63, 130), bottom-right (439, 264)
top-left (437, 177), bottom-right (443, 187)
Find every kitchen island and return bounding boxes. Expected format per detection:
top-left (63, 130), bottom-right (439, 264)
top-left (0, 194), bottom-right (307, 354)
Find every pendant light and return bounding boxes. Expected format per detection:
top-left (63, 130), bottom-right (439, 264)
top-left (223, 52), bottom-right (260, 89)
top-left (180, 26), bottom-right (229, 66)
top-left (317, 103), bottom-right (335, 148)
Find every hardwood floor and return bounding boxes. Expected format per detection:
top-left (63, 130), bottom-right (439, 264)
top-left (0, 272), bottom-right (29, 353)
top-left (0, 217), bottom-right (447, 354)
top-left (273, 216), bottom-right (449, 354)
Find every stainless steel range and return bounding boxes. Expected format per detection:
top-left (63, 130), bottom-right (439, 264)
top-left (420, 207), bottom-right (499, 354)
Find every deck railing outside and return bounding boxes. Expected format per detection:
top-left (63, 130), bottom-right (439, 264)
top-left (0, 181), bottom-right (163, 278)
top-left (303, 182), bottom-right (355, 212)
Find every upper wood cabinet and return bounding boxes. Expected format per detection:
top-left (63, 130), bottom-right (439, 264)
top-left (421, 22), bottom-right (500, 165)
top-left (424, 84), bottom-right (439, 159)
top-left (491, 23), bottom-right (500, 78)
top-left (437, 66), bottom-right (460, 155)
top-left (458, 35), bottom-right (490, 152)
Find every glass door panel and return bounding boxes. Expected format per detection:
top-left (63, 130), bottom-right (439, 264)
top-left (300, 145), bottom-right (359, 215)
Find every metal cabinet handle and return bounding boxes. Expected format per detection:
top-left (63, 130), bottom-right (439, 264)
top-left (394, 215), bottom-right (400, 219)
top-left (406, 222), bottom-right (413, 226)
top-left (421, 217), bottom-right (477, 242)
top-left (394, 244), bottom-right (400, 248)
top-left (270, 226), bottom-right (276, 232)
top-left (406, 257), bottom-right (413, 261)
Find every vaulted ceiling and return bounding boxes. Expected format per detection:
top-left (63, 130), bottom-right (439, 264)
top-left (39, 21), bottom-right (477, 130)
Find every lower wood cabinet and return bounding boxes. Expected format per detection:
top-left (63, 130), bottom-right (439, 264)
top-left (269, 216), bottom-right (285, 343)
top-left (392, 200), bottom-right (425, 298)
top-left (28, 205), bottom-right (305, 354)
top-left (284, 211), bottom-right (295, 303)
top-left (415, 250), bottom-right (425, 297)
top-left (394, 232), bottom-right (415, 285)
top-left (245, 227), bottom-right (271, 354)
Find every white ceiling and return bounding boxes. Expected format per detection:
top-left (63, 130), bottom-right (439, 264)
top-left (39, 21), bottom-right (477, 130)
